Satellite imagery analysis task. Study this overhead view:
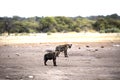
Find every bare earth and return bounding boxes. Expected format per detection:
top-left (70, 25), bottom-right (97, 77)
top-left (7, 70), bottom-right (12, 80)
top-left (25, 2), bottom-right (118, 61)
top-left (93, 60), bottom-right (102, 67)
top-left (0, 42), bottom-right (120, 80)
top-left (0, 33), bottom-right (120, 80)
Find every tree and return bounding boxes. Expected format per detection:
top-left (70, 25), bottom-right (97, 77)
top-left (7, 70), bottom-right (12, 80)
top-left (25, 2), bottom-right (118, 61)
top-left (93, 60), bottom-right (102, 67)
top-left (0, 17), bottom-right (13, 35)
top-left (39, 17), bottom-right (57, 32)
top-left (93, 18), bottom-right (108, 32)
top-left (0, 14), bottom-right (120, 33)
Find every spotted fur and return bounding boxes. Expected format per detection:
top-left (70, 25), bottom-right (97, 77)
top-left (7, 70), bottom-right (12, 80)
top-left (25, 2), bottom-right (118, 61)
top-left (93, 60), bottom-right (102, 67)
top-left (55, 44), bottom-right (72, 57)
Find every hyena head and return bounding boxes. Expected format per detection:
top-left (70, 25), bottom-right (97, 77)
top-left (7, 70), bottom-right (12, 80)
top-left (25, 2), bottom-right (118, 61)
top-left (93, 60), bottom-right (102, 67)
top-left (67, 44), bottom-right (72, 48)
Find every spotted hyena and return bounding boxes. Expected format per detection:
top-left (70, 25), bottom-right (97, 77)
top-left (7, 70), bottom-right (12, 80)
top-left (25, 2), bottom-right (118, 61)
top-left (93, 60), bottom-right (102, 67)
top-left (44, 51), bottom-right (58, 66)
top-left (55, 44), bottom-right (72, 57)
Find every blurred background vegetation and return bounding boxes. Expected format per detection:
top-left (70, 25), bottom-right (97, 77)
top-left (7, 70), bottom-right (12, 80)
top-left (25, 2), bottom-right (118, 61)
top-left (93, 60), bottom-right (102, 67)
top-left (0, 13), bottom-right (120, 35)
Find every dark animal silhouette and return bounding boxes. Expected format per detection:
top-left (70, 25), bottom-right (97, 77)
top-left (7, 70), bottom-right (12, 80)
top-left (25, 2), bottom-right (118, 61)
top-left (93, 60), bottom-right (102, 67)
top-left (44, 51), bottom-right (58, 66)
top-left (55, 44), bottom-right (72, 57)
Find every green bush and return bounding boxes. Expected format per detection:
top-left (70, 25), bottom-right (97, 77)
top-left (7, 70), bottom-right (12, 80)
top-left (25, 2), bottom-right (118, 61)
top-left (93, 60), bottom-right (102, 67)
top-left (47, 32), bottom-right (51, 35)
top-left (99, 30), bottom-right (105, 33)
top-left (105, 28), bottom-right (120, 33)
top-left (75, 27), bottom-right (81, 32)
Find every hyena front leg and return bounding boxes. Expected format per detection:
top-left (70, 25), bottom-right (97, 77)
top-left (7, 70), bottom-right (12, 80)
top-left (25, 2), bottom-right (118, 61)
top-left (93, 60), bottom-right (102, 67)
top-left (56, 51), bottom-right (60, 57)
top-left (44, 59), bottom-right (48, 66)
top-left (64, 50), bottom-right (68, 57)
top-left (53, 59), bottom-right (57, 66)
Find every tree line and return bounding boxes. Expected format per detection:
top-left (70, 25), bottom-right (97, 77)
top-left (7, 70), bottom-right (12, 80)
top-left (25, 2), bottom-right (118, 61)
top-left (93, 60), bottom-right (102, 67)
top-left (0, 14), bottom-right (120, 34)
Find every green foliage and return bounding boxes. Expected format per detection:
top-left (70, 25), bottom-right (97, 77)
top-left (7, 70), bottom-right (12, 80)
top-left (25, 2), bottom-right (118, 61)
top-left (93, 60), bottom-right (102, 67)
top-left (75, 27), bottom-right (81, 32)
top-left (105, 27), bottom-right (120, 33)
top-left (93, 14), bottom-right (120, 33)
top-left (47, 32), bottom-right (52, 35)
top-left (39, 17), bottom-right (57, 32)
top-left (0, 21), bottom-right (4, 33)
top-left (0, 14), bottom-right (120, 34)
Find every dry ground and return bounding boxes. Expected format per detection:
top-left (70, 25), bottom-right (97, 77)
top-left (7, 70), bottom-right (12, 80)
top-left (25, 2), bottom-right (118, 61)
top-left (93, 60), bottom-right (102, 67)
top-left (0, 42), bottom-right (120, 80)
top-left (0, 33), bottom-right (120, 80)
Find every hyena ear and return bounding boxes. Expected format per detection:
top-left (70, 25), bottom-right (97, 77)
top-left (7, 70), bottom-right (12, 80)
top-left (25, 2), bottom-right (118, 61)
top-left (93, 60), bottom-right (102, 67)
top-left (68, 44), bottom-right (72, 48)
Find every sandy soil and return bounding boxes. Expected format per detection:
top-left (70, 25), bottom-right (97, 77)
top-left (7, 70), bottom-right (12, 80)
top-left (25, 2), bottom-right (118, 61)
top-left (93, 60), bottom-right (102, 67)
top-left (0, 42), bottom-right (120, 80)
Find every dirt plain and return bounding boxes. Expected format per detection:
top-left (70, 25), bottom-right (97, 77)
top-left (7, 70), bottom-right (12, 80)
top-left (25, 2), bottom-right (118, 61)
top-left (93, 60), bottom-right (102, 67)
top-left (0, 33), bottom-right (120, 80)
top-left (0, 42), bottom-right (120, 80)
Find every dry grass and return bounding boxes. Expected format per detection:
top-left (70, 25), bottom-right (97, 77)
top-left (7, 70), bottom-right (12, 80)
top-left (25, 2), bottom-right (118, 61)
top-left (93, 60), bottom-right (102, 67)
top-left (0, 33), bottom-right (120, 45)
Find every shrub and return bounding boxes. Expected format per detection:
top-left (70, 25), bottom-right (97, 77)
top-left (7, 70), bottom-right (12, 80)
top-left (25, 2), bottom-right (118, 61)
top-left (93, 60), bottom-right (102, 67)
top-left (105, 27), bottom-right (120, 33)
top-left (47, 32), bottom-right (51, 35)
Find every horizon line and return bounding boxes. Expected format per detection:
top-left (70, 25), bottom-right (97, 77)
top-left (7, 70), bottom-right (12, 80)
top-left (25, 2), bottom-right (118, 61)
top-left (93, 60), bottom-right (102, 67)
top-left (0, 13), bottom-right (119, 18)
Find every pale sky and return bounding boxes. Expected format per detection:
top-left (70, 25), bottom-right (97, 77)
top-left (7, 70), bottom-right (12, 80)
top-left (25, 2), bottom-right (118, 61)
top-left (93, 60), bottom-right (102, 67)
top-left (0, 0), bottom-right (120, 17)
